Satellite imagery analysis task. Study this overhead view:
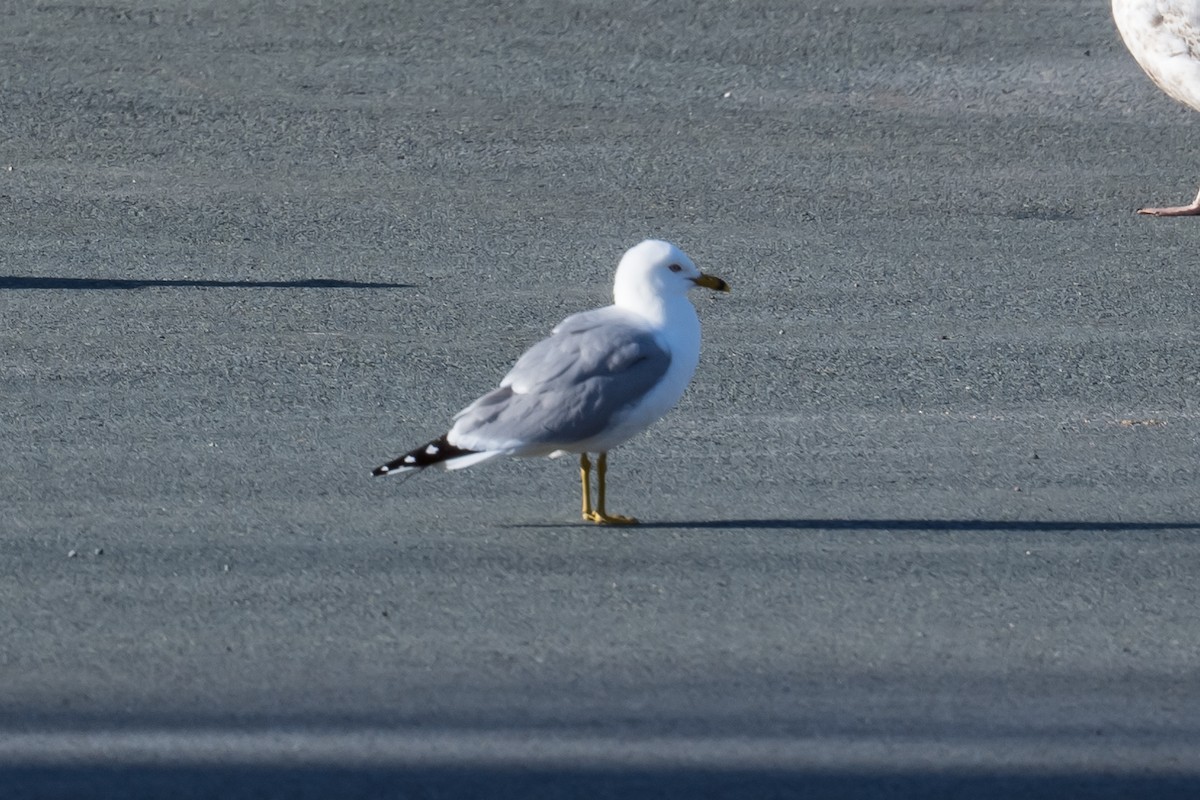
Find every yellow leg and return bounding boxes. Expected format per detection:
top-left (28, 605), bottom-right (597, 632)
top-left (581, 452), bottom-right (638, 525)
top-left (580, 454), bottom-right (594, 519)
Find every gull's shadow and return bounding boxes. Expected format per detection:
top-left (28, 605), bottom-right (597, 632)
top-left (639, 518), bottom-right (1200, 531)
top-left (513, 518), bottom-right (1200, 532)
top-left (0, 276), bottom-right (411, 290)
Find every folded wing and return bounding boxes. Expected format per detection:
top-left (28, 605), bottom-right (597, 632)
top-left (447, 307), bottom-right (671, 454)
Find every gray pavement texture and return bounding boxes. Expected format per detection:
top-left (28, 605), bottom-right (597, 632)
top-left (3, 0), bottom-right (1200, 797)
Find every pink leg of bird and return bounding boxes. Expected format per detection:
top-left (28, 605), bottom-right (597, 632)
top-left (1138, 186), bottom-right (1200, 216)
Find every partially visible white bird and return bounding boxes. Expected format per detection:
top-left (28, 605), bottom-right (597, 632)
top-left (372, 240), bottom-right (729, 525)
top-left (1113, 0), bottom-right (1200, 215)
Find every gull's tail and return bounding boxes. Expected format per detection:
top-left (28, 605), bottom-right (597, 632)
top-left (372, 434), bottom-right (499, 477)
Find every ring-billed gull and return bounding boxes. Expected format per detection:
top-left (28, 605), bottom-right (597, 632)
top-left (1113, 0), bottom-right (1200, 215)
top-left (372, 239), bottom-right (730, 524)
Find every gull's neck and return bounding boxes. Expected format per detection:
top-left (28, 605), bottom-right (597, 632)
top-left (615, 290), bottom-right (696, 330)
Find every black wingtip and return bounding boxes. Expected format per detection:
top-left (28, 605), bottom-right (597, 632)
top-left (372, 434), bottom-right (480, 477)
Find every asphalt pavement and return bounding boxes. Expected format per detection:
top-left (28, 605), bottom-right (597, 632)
top-left (3, 1), bottom-right (1200, 797)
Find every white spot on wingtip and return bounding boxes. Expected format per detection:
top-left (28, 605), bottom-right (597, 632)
top-left (426, 444), bottom-right (439, 455)
top-left (403, 455), bottom-right (417, 464)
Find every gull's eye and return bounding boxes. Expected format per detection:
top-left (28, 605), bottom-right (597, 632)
top-left (668, 263), bottom-right (683, 272)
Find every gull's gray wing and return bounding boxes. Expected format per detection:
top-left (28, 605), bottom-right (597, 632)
top-left (447, 307), bottom-right (671, 453)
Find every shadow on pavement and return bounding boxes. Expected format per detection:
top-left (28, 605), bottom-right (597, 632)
top-left (2, 764), bottom-right (1197, 800)
top-left (517, 518), bottom-right (1200, 531)
top-left (0, 276), bottom-right (411, 290)
top-left (635, 518), bottom-right (1200, 532)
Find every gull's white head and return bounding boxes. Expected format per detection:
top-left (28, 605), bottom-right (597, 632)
top-left (612, 240), bottom-right (729, 313)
